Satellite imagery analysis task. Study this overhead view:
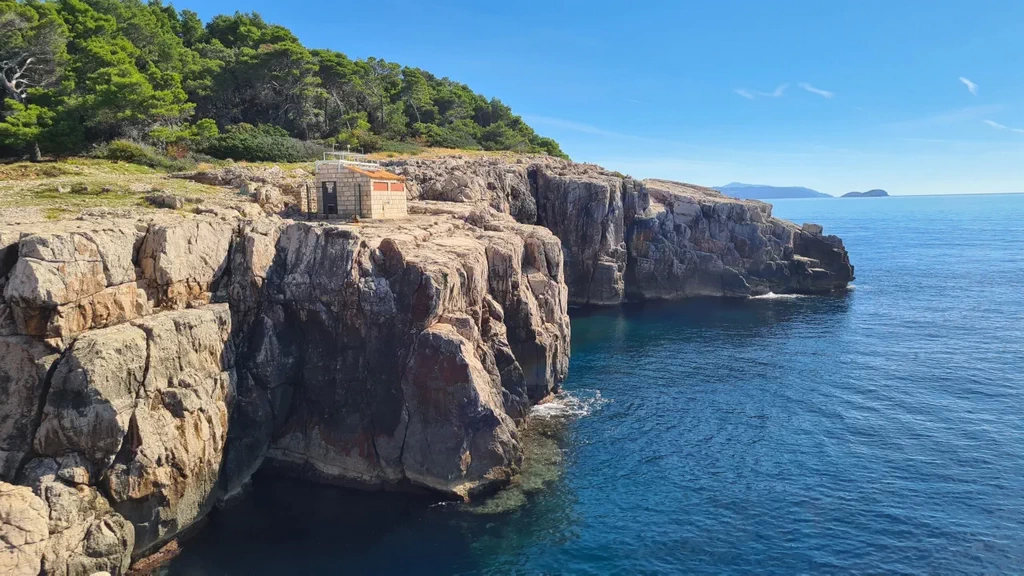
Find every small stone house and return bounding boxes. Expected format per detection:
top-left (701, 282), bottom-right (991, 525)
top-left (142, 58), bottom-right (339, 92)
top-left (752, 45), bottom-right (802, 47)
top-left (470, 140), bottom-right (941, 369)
top-left (313, 161), bottom-right (407, 220)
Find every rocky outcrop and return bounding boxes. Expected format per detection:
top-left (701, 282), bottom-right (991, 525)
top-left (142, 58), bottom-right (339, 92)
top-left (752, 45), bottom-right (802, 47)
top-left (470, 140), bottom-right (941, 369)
top-left (0, 205), bottom-right (569, 571)
top-left (28, 305), bottom-right (234, 559)
top-left (232, 212), bottom-right (568, 498)
top-left (2, 224), bottom-right (149, 341)
top-left (625, 179), bottom-right (853, 298)
top-left (175, 165), bottom-right (311, 215)
top-left (0, 478), bottom-right (133, 576)
top-left (387, 156), bottom-right (854, 304)
top-left (387, 155), bottom-right (562, 223)
top-left (0, 153), bottom-right (852, 573)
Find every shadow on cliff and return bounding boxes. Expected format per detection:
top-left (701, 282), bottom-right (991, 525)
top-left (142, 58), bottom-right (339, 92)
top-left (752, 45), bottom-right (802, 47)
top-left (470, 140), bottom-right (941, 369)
top-left (165, 413), bottom-right (578, 575)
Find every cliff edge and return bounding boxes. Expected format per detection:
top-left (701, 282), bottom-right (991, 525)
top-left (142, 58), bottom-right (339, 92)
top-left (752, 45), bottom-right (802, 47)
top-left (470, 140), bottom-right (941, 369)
top-left (386, 155), bottom-right (854, 305)
top-left (0, 154), bottom-right (851, 574)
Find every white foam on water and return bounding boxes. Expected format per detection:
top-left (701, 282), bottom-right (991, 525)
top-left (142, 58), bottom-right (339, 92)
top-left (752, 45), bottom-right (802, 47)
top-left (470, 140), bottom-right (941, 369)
top-left (751, 292), bottom-right (807, 300)
top-left (530, 390), bottom-right (609, 420)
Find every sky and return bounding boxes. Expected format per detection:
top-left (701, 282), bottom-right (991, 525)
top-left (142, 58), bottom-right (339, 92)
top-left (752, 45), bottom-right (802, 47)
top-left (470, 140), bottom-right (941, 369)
top-left (172, 0), bottom-right (1024, 195)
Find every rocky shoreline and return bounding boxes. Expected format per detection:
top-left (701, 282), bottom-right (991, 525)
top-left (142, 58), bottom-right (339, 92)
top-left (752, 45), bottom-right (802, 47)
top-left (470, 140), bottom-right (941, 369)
top-left (0, 155), bottom-right (852, 574)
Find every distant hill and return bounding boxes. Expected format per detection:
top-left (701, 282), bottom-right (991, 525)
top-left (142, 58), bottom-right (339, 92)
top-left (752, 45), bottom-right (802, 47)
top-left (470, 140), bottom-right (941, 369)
top-left (842, 189), bottom-right (890, 198)
top-left (714, 183), bottom-right (833, 199)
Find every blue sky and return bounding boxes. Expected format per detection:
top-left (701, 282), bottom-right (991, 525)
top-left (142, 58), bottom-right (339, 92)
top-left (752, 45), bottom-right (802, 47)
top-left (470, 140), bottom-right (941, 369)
top-left (174, 0), bottom-right (1024, 195)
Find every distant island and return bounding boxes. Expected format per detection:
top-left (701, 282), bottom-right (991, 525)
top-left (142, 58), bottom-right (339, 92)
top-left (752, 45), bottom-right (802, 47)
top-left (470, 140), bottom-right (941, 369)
top-left (714, 183), bottom-right (833, 199)
top-left (842, 189), bottom-right (890, 198)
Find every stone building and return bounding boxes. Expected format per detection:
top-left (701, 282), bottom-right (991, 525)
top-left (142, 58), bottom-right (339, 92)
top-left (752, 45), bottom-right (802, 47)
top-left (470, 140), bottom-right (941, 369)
top-left (312, 160), bottom-right (407, 220)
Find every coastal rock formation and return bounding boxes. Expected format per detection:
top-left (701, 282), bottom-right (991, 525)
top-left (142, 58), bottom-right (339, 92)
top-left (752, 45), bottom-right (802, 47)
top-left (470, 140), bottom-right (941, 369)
top-left (28, 305), bottom-right (234, 559)
top-left (0, 478), bottom-right (133, 576)
top-left (233, 212), bottom-right (568, 498)
top-left (386, 156), bottom-right (854, 304)
top-left (0, 204), bottom-right (569, 570)
top-left (0, 153), bottom-right (850, 573)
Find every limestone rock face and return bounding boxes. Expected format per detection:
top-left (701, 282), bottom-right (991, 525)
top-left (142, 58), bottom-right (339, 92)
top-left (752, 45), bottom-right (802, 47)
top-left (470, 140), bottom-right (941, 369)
top-left (105, 306), bottom-right (233, 556)
top-left (241, 213), bottom-right (569, 499)
top-left (0, 478), bottom-right (133, 576)
top-left (533, 167), bottom-right (629, 305)
top-left (400, 322), bottom-right (520, 495)
top-left (2, 226), bottom-right (147, 339)
top-left (138, 219), bottom-right (234, 308)
top-left (388, 156), bottom-right (854, 302)
top-left (385, 155), bottom-right (564, 224)
top-left (0, 482), bottom-right (49, 576)
top-left (31, 306), bottom-right (234, 558)
top-left (0, 154), bottom-right (854, 572)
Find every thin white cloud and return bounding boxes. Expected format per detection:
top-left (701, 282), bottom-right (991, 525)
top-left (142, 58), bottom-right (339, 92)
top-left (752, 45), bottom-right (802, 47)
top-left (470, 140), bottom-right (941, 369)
top-left (983, 119), bottom-right (1024, 134)
top-left (959, 76), bottom-right (978, 96)
top-left (754, 84), bottom-right (789, 98)
top-left (799, 82), bottom-right (834, 98)
top-left (735, 84), bottom-right (788, 99)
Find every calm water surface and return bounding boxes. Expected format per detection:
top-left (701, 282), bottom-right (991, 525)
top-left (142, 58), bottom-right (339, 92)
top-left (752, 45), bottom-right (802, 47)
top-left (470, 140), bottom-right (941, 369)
top-left (170, 194), bottom-right (1024, 574)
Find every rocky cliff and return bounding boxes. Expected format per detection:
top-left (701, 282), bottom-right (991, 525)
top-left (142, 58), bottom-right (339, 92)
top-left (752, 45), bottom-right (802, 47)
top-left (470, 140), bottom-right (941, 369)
top-left (0, 203), bottom-right (568, 573)
top-left (385, 156), bottom-right (854, 304)
top-left (0, 154), bottom-right (851, 574)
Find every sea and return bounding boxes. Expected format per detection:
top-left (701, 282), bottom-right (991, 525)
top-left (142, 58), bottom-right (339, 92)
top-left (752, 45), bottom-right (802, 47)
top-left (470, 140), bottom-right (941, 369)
top-left (168, 193), bottom-right (1024, 575)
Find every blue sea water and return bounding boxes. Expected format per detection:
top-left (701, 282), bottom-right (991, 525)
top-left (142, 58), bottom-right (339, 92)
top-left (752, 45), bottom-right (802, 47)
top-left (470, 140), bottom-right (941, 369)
top-left (169, 194), bottom-right (1024, 575)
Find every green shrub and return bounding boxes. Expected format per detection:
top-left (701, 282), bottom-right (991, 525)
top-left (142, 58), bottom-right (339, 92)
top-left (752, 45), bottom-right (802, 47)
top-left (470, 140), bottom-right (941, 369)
top-left (412, 122), bottom-right (481, 150)
top-left (91, 140), bottom-right (197, 171)
top-left (202, 124), bottom-right (326, 162)
top-left (528, 136), bottom-right (568, 159)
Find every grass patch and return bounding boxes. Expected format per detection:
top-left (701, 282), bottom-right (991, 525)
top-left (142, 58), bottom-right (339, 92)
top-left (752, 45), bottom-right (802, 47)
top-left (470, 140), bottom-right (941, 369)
top-left (232, 160), bottom-right (315, 174)
top-left (0, 157), bottom-right (235, 221)
top-left (379, 140), bottom-right (424, 155)
top-left (44, 207), bottom-right (72, 220)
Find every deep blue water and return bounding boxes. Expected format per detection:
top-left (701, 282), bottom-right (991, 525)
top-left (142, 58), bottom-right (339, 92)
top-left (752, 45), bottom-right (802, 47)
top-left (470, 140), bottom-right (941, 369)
top-left (169, 194), bottom-right (1024, 575)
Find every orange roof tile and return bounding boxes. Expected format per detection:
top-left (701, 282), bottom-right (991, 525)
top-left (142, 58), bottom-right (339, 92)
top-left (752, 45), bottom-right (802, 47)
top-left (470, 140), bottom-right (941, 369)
top-left (344, 165), bottom-right (406, 181)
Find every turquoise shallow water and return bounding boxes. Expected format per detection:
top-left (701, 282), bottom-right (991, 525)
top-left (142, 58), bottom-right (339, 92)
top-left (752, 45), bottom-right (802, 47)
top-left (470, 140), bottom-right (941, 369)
top-left (169, 194), bottom-right (1024, 575)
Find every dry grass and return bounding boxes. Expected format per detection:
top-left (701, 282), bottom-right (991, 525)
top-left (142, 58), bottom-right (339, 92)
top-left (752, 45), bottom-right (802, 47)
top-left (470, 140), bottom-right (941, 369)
top-left (0, 159), bottom-right (242, 224)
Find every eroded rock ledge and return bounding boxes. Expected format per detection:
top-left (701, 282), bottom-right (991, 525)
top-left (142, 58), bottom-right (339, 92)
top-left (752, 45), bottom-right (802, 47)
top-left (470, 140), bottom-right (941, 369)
top-left (0, 155), bottom-right (850, 574)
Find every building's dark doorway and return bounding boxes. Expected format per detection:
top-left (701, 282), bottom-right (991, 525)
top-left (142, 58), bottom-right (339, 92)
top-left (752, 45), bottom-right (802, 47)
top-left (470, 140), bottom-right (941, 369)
top-left (322, 181), bottom-right (338, 215)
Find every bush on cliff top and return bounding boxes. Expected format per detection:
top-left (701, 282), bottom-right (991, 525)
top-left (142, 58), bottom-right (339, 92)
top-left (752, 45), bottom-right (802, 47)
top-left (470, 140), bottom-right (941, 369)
top-left (91, 140), bottom-right (198, 172)
top-left (201, 124), bottom-right (326, 162)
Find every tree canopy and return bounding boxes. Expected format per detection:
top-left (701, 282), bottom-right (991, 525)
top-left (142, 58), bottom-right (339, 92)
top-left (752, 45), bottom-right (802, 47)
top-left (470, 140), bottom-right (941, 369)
top-left (0, 1), bottom-right (566, 160)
